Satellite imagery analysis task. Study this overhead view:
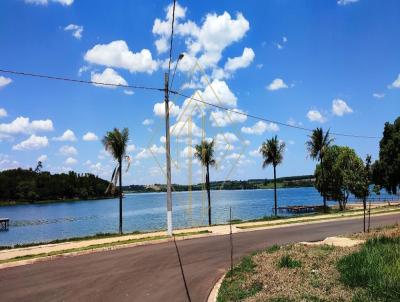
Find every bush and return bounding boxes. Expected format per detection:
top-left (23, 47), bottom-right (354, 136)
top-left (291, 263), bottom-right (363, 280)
top-left (337, 236), bottom-right (400, 301)
top-left (278, 255), bottom-right (301, 268)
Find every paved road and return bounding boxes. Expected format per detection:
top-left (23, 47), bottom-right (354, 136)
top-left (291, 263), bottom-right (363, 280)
top-left (0, 214), bottom-right (399, 302)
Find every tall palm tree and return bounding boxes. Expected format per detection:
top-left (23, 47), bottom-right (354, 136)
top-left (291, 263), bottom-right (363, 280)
top-left (260, 136), bottom-right (285, 216)
top-left (306, 128), bottom-right (334, 212)
top-left (194, 140), bottom-right (216, 226)
top-left (102, 128), bottom-right (129, 234)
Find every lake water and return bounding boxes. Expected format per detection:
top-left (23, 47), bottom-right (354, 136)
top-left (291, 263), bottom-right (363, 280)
top-left (0, 187), bottom-right (393, 246)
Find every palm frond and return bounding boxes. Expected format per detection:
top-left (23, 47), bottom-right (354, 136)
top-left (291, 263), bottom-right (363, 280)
top-left (194, 139), bottom-right (216, 167)
top-left (261, 135), bottom-right (285, 168)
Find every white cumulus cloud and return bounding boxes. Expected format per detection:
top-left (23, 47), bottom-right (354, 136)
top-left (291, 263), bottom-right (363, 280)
top-left (135, 145), bottom-right (166, 159)
top-left (126, 144), bottom-right (136, 152)
top-left (65, 157), bottom-right (78, 165)
top-left (153, 3), bottom-right (250, 73)
top-left (0, 117), bottom-right (53, 134)
top-left (210, 109), bottom-right (247, 127)
top-left (388, 74), bottom-right (400, 89)
top-left (53, 129), bottom-right (77, 142)
top-left (0, 108), bottom-right (7, 118)
top-left (266, 78), bottom-right (288, 91)
top-left (0, 76), bottom-right (12, 88)
top-left (37, 154), bottom-right (48, 162)
top-left (25, 0), bottom-right (74, 5)
top-left (142, 119), bottom-right (154, 126)
top-left (307, 110), bottom-right (326, 123)
top-left (373, 93), bottom-right (385, 99)
top-left (153, 101), bottom-right (181, 117)
top-left (224, 47), bottom-right (255, 72)
top-left (82, 132), bottom-right (98, 141)
top-left (13, 135), bottom-right (49, 151)
top-left (202, 79), bottom-right (237, 107)
top-left (91, 68), bottom-right (127, 88)
top-left (84, 40), bottom-right (158, 74)
top-left (332, 99), bottom-right (353, 116)
top-left (241, 121), bottom-right (279, 135)
top-left (337, 0), bottom-right (359, 5)
top-left (170, 121), bottom-right (202, 137)
top-left (59, 145), bottom-right (78, 156)
top-left (64, 24), bottom-right (83, 39)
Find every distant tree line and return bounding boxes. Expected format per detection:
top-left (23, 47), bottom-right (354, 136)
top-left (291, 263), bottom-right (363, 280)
top-left (0, 168), bottom-right (112, 204)
top-left (122, 175), bottom-right (315, 193)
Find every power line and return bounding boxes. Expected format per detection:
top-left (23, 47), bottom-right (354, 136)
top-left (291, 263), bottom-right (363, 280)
top-left (0, 68), bottom-right (164, 92)
top-left (0, 68), bottom-right (381, 139)
top-left (169, 90), bottom-right (382, 139)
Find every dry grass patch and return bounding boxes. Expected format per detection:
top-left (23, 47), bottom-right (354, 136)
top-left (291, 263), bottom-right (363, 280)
top-left (349, 223), bottom-right (400, 241)
top-left (218, 224), bottom-right (400, 301)
top-left (246, 244), bottom-right (358, 302)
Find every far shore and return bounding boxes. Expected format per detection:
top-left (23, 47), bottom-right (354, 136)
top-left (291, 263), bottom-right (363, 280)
top-left (0, 195), bottom-right (116, 207)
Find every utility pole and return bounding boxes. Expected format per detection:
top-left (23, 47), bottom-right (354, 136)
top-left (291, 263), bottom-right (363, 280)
top-left (164, 72), bottom-right (173, 236)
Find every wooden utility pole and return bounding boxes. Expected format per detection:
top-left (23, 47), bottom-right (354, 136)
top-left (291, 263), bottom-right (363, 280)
top-left (164, 72), bottom-right (173, 236)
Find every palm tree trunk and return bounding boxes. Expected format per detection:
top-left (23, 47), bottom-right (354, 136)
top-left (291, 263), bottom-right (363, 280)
top-left (321, 157), bottom-right (327, 213)
top-left (273, 165), bottom-right (277, 217)
top-left (118, 158), bottom-right (123, 235)
top-left (206, 163), bottom-right (211, 226)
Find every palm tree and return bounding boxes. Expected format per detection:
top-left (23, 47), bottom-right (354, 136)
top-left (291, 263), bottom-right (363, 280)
top-left (306, 128), bottom-right (334, 212)
top-left (194, 140), bottom-right (216, 226)
top-left (260, 136), bottom-right (285, 216)
top-left (102, 128), bottom-right (129, 234)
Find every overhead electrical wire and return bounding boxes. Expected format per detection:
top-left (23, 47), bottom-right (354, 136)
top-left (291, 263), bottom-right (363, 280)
top-left (169, 90), bottom-right (382, 139)
top-left (0, 68), bottom-right (381, 139)
top-left (0, 68), bottom-right (164, 92)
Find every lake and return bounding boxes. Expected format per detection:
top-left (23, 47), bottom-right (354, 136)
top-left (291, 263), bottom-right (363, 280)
top-left (0, 187), bottom-right (392, 246)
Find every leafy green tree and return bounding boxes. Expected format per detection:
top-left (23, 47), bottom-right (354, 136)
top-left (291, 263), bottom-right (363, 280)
top-left (306, 128), bottom-right (334, 212)
top-left (372, 117), bottom-right (400, 194)
top-left (102, 128), bottom-right (130, 234)
top-left (315, 146), bottom-right (365, 211)
top-left (260, 135), bottom-right (285, 216)
top-left (0, 168), bottom-right (109, 204)
top-left (194, 140), bottom-right (216, 226)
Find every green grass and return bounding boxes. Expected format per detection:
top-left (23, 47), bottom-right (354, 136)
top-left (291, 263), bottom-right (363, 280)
top-left (278, 255), bottom-right (302, 269)
top-left (337, 236), bottom-right (400, 301)
top-left (217, 255), bottom-right (263, 302)
top-left (265, 244), bottom-right (280, 253)
top-left (237, 207), bottom-right (400, 230)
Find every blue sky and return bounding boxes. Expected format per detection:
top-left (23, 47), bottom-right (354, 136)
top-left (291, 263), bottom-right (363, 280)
top-left (0, 0), bottom-right (399, 185)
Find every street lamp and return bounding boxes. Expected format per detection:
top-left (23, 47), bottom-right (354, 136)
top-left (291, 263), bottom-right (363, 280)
top-left (170, 53), bottom-right (185, 91)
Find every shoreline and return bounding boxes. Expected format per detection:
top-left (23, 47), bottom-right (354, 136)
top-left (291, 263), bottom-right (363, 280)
top-left (0, 206), bottom-right (399, 268)
top-left (1, 202), bottom-right (399, 250)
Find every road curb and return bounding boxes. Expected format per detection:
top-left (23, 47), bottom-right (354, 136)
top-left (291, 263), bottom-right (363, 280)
top-left (207, 272), bottom-right (226, 302)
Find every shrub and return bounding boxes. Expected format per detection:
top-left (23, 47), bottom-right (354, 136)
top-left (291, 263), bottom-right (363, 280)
top-left (278, 254), bottom-right (302, 268)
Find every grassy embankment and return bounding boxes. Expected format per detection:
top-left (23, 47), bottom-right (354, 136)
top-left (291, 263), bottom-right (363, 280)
top-left (235, 205), bottom-right (400, 229)
top-left (217, 224), bottom-right (400, 302)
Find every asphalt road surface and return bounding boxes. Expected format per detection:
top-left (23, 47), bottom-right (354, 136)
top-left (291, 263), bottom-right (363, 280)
top-left (1, 214), bottom-right (399, 302)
